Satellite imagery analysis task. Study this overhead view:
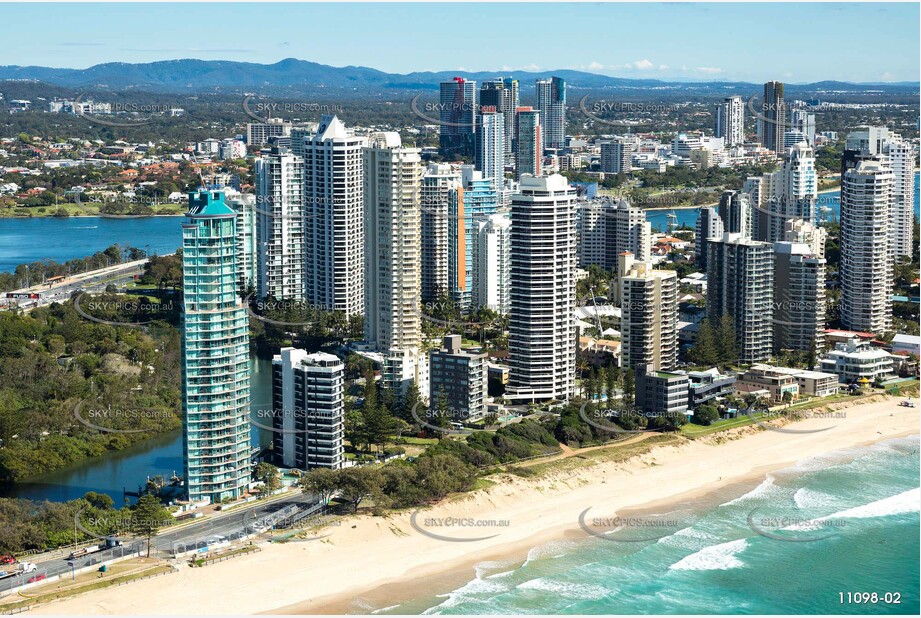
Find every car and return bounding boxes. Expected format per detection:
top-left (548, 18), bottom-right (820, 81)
top-left (27, 574), bottom-right (46, 583)
top-left (0, 555), bottom-right (15, 565)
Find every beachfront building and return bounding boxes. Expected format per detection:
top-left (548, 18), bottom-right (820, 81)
top-left (773, 240), bottom-right (826, 354)
top-left (181, 190), bottom-right (252, 503)
top-left (840, 158), bottom-right (893, 334)
top-left (735, 365), bottom-right (800, 403)
top-left (819, 339), bottom-right (895, 384)
top-left (508, 174), bottom-right (577, 402)
top-left (429, 335), bottom-right (488, 422)
top-left (271, 348), bottom-right (345, 471)
top-left (635, 364), bottom-right (689, 418)
top-left (686, 368), bottom-right (737, 408)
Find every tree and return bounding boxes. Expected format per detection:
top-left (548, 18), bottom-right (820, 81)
top-left (431, 387), bottom-right (452, 437)
top-left (337, 467), bottom-right (383, 513)
top-left (689, 318), bottom-right (718, 366)
top-left (299, 468), bottom-right (339, 504)
top-left (130, 494), bottom-right (171, 558)
top-left (399, 380), bottom-right (424, 424)
top-left (253, 462), bottom-right (281, 496)
top-left (692, 404), bottom-right (720, 426)
top-left (715, 315), bottom-right (738, 365)
top-left (622, 368), bottom-right (635, 408)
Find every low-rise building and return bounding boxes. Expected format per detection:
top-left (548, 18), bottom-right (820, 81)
top-left (635, 364), bottom-right (689, 417)
top-left (736, 365), bottom-right (800, 402)
top-left (891, 334), bottom-right (921, 358)
top-left (686, 368), bottom-right (736, 408)
top-left (745, 365), bottom-right (839, 398)
top-left (819, 339), bottom-right (895, 384)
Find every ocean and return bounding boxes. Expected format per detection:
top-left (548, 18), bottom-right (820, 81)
top-left (381, 436), bottom-right (920, 615)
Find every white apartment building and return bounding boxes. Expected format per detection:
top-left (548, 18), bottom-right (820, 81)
top-left (820, 339), bottom-right (894, 384)
top-left (247, 118), bottom-right (292, 146)
top-left (295, 116), bottom-right (366, 316)
top-left (618, 253), bottom-right (678, 372)
top-left (579, 198), bottom-right (651, 269)
top-left (714, 96), bottom-right (745, 147)
top-left (475, 110), bottom-right (505, 204)
top-left (840, 158), bottom-right (893, 334)
top-left (473, 213), bottom-right (511, 314)
top-left (255, 147), bottom-right (304, 300)
top-left (773, 241), bottom-right (826, 353)
top-left (600, 139), bottom-right (633, 174)
top-left (508, 174), bottom-right (577, 402)
top-left (420, 163), bottom-right (461, 302)
top-left (883, 139), bottom-right (915, 259)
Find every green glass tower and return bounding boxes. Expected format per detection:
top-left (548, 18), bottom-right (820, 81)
top-left (181, 190), bottom-right (251, 503)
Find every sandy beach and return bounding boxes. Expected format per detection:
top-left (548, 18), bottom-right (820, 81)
top-left (28, 394), bottom-right (919, 616)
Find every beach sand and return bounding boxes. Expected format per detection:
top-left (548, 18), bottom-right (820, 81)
top-left (28, 394), bottom-right (918, 616)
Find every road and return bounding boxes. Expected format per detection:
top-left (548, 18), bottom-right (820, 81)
top-left (0, 491), bottom-right (320, 595)
top-left (1, 257), bottom-right (161, 312)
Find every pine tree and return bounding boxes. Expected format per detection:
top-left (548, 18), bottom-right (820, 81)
top-left (690, 318), bottom-right (719, 366)
top-left (716, 314), bottom-right (738, 365)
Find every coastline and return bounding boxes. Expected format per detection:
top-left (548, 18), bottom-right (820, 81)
top-left (27, 395), bottom-right (919, 616)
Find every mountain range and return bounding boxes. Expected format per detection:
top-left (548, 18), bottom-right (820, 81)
top-left (0, 59), bottom-right (917, 96)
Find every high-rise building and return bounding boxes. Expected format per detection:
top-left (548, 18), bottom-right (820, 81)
top-left (225, 189), bottom-right (257, 292)
top-left (480, 78), bottom-right (519, 166)
top-left (181, 190), bottom-right (251, 503)
top-left (883, 139), bottom-right (915, 259)
top-left (618, 253), bottom-right (678, 372)
top-left (473, 213), bottom-right (511, 314)
top-left (840, 158), bottom-right (893, 334)
top-left (271, 347), bottom-right (345, 471)
top-left (254, 146), bottom-right (304, 300)
top-left (515, 107), bottom-right (542, 179)
top-left (475, 108), bottom-right (505, 202)
top-left (578, 198), bottom-right (651, 269)
top-left (429, 335), bottom-right (488, 421)
top-left (707, 234), bottom-right (774, 363)
top-left (694, 206), bottom-right (724, 270)
top-left (508, 174), bottom-right (577, 402)
top-left (535, 77), bottom-right (566, 151)
top-left (714, 96), bottom-right (745, 146)
top-left (790, 109), bottom-right (816, 146)
top-left (363, 132), bottom-right (423, 354)
top-left (246, 118), bottom-right (292, 146)
top-left (773, 241), bottom-right (826, 354)
top-left (294, 115), bottom-right (366, 316)
top-left (717, 190), bottom-right (752, 238)
top-left (420, 163), bottom-right (461, 303)
top-left (760, 81), bottom-right (786, 153)
top-left (448, 168), bottom-right (498, 309)
top-left (600, 139), bottom-right (633, 174)
top-left (439, 77), bottom-right (476, 157)
top-left (753, 142), bottom-right (817, 244)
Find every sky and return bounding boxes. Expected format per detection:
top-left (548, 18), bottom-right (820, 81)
top-left (1, 2), bottom-right (918, 84)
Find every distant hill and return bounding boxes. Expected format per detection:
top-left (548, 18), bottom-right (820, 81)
top-left (0, 58), bottom-right (917, 97)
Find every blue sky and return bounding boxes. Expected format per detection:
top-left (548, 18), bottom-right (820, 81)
top-left (2, 2), bottom-right (918, 83)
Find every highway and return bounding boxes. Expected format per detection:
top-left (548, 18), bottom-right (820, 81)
top-left (0, 491), bottom-right (320, 595)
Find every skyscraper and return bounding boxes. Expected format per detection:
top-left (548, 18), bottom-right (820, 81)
top-left (254, 146), bottom-right (304, 300)
top-left (760, 81), bottom-right (786, 153)
top-left (439, 77), bottom-right (476, 157)
top-left (479, 78), bottom-right (519, 166)
top-left (883, 138), bottom-right (915, 259)
top-left (295, 115), bottom-right (366, 316)
top-left (714, 96), bottom-right (745, 146)
top-left (420, 163), bottom-right (461, 303)
top-left (618, 253), bottom-right (678, 372)
top-left (790, 109), bottom-right (816, 146)
top-left (224, 188), bottom-right (257, 292)
top-left (473, 213), bottom-right (511, 314)
top-left (474, 108), bottom-right (505, 202)
top-left (840, 158), bottom-right (893, 334)
top-left (515, 107), bottom-right (542, 180)
top-left (717, 190), bottom-right (752, 238)
top-left (181, 190), bottom-right (251, 503)
top-left (773, 241), bottom-right (826, 354)
top-left (600, 139), bottom-right (633, 174)
top-left (707, 234), bottom-right (775, 363)
top-left (363, 132), bottom-right (427, 395)
top-left (694, 206), bottom-right (724, 271)
top-left (272, 347), bottom-right (345, 471)
top-left (753, 142), bottom-right (818, 244)
top-left (535, 77), bottom-right (566, 150)
top-left (448, 168), bottom-right (498, 309)
top-left (578, 198), bottom-right (651, 269)
top-left (508, 174), bottom-right (577, 403)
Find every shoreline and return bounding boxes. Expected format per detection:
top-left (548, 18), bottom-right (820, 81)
top-left (26, 395), bottom-right (919, 616)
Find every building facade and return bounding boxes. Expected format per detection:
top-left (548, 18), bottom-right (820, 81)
top-left (254, 146), bottom-right (304, 300)
top-left (535, 77), bottom-right (566, 150)
top-left (429, 335), bottom-right (487, 422)
top-left (618, 253), bottom-right (678, 372)
top-left (473, 213), bottom-right (512, 314)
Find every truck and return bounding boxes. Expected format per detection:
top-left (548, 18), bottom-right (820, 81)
top-left (0, 562), bottom-right (36, 580)
top-left (66, 538), bottom-right (123, 560)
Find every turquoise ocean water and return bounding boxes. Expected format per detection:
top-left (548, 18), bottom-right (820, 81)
top-left (380, 436), bottom-right (919, 615)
